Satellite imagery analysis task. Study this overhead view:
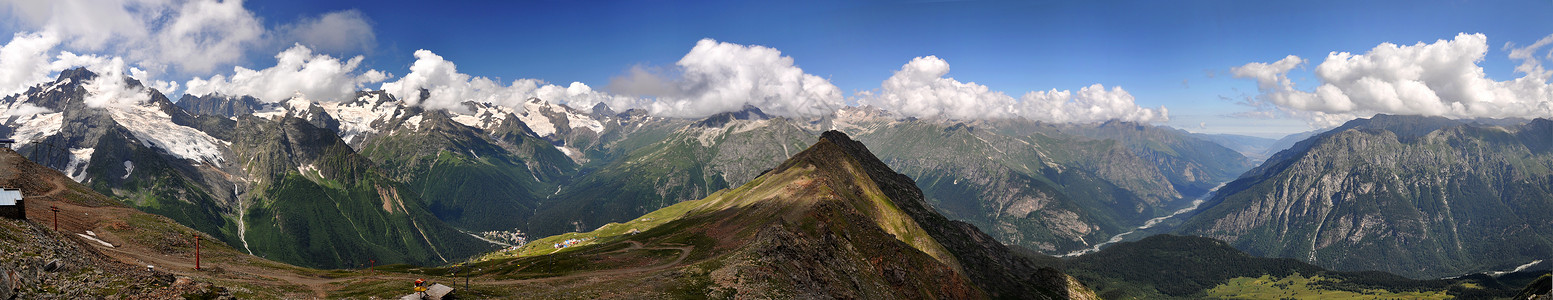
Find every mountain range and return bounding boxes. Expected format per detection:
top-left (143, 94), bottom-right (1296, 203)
top-left (32, 62), bottom-right (1242, 268)
top-left (4, 68), bottom-right (1548, 291)
top-left (1178, 114), bottom-right (1553, 279)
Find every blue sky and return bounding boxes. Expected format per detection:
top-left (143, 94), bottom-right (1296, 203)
top-left (5, 0), bottom-right (1552, 138)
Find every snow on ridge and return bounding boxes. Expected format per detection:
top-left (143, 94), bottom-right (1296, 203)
top-left (517, 98), bottom-right (604, 138)
top-left (451, 102), bottom-right (515, 131)
top-left (283, 94), bottom-right (316, 120)
top-left (518, 99), bottom-right (559, 137)
top-left (6, 111), bottom-right (63, 147)
top-left (2, 90), bottom-right (64, 147)
top-left (320, 94), bottom-right (404, 146)
top-left (107, 103), bottom-right (228, 167)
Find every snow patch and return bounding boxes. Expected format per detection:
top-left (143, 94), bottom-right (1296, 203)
top-left (404, 115), bottom-right (423, 131)
top-left (5, 111), bottom-right (62, 146)
top-left (451, 114), bottom-right (482, 128)
top-left (76, 233), bottom-right (115, 248)
top-left (66, 148), bottom-right (94, 182)
top-left (122, 161), bottom-right (133, 179)
top-left (107, 104), bottom-right (228, 167)
top-left (297, 163), bottom-right (324, 179)
top-left (250, 105), bottom-right (287, 120)
top-left (517, 100), bottom-right (557, 137)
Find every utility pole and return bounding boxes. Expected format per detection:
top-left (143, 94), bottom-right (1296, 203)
top-left (50, 205), bottom-right (59, 231)
top-left (194, 235), bottom-right (202, 270)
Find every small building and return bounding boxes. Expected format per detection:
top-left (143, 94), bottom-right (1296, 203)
top-left (0, 139), bottom-right (13, 149)
top-left (0, 188), bottom-right (23, 220)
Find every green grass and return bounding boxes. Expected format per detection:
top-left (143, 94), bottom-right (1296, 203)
top-left (1206, 274), bottom-right (1451, 300)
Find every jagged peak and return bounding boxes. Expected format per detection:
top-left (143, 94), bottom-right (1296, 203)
top-left (56, 67), bottom-right (97, 83)
top-left (692, 105), bottom-right (769, 128)
top-left (590, 102), bottom-right (615, 117)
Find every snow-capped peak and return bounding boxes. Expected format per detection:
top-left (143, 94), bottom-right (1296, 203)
top-left (452, 101), bottom-right (515, 132)
top-left (514, 97), bottom-right (604, 139)
top-left (319, 91), bottom-right (406, 145)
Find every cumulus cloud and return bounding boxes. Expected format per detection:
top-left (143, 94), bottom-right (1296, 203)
top-left (185, 44), bottom-right (388, 102)
top-left (380, 49), bottom-right (634, 112)
top-left (0, 0), bottom-right (378, 98)
top-left (53, 53), bottom-right (153, 108)
top-left (0, 31), bottom-right (179, 107)
top-left (861, 55), bottom-right (1167, 123)
top-left (1019, 84), bottom-right (1168, 123)
top-left (279, 10), bottom-right (376, 55)
top-left (608, 38), bottom-right (843, 118)
top-left (861, 56), bottom-right (1018, 119)
top-left (0, 32), bottom-right (61, 96)
top-left (1234, 33), bottom-right (1553, 126)
top-left (0, 0), bottom-right (265, 75)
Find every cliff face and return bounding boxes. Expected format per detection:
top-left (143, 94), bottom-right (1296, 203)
top-left (1178, 115), bottom-right (1553, 279)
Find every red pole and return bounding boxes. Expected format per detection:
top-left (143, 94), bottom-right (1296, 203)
top-left (50, 205), bottom-right (59, 231)
top-left (195, 235), bottom-right (202, 270)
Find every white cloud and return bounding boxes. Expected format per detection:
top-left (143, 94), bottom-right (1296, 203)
top-left (0, 33), bottom-right (172, 109)
top-left (150, 0), bottom-right (265, 74)
top-left (185, 44), bottom-right (387, 103)
top-left (609, 38), bottom-right (843, 118)
top-left (1019, 84), bottom-right (1168, 123)
top-left (1230, 55), bottom-right (1304, 91)
top-left (0, 32), bottom-right (61, 96)
top-left (0, 0), bottom-right (265, 75)
top-left (1235, 33), bottom-right (1553, 126)
top-left (279, 10), bottom-right (376, 55)
top-left (379, 49), bottom-right (633, 112)
top-left (0, 0), bottom-right (146, 51)
top-left (862, 55), bottom-right (1167, 123)
top-left (861, 55), bottom-right (1018, 119)
top-left (70, 55), bottom-right (151, 108)
top-left (0, 0), bottom-right (378, 96)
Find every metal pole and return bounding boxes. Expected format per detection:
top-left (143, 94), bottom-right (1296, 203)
top-left (195, 235), bottom-right (202, 270)
top-left (50, 205), bottom-right (58, 231)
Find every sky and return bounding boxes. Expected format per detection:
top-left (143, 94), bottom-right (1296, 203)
top-left (2, 0), bottom-right (1552, 138)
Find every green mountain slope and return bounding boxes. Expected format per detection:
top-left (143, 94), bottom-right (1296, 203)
top-left (852, 120), bottom-right (1156, 253)
top-left (429, 131), bottom-right (1079, 299)
top-left (1023, 120), bottom-right (1256, 197)
top-left (1177, 114), bottom-right (1553, 279)
top-left (528, 109), bottom-right (813, 237)
top-left (227, 115), bottom-right (495, 268)
top-left (358, 108), bottom-right (574, 232)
